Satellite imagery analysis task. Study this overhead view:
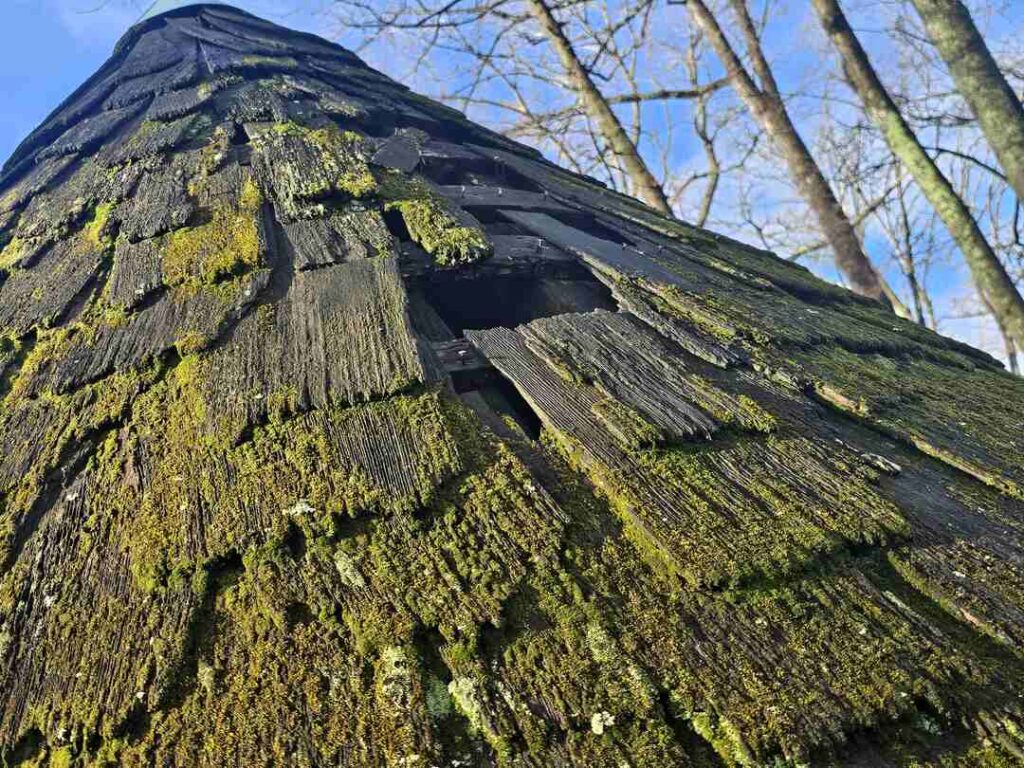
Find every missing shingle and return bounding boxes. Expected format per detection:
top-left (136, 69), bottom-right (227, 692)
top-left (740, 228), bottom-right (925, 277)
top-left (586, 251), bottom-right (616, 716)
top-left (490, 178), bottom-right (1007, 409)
top-left (417, 272), bottom-right (616, 337)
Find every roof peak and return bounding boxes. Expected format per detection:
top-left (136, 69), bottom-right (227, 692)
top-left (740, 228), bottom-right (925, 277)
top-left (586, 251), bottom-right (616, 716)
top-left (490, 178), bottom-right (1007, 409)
top-left (139, 0), bottom-right (230, 22)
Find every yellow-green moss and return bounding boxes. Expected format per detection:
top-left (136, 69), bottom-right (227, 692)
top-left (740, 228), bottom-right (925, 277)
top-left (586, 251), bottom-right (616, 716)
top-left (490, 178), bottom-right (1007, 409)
top-left (262, 121), bottom-right (379, 199)
top-left (162, 178), bottom-right (263, 294)
top-left (310, 127), bottom-right (378, 197)
top-left (196, 74), bottom-right (241, 101)
top-left (795, 346), bottom-right (1024, 500)
top-left (191, 125), bottom-right (233, 190)
top-left (385, 197), bottom-right (490, 266)
top-left (82, 202), bottom-right (115, 250)
top-left (591, 397), bottom-right (662, 448)
top-left (690, 711), bottom-right (755, 766)
top-left (49, 745), bottom-right (74, 768)
top-left (377, 170), bottom-right (491, 266)
top-left (0, 236), bottom-right (26, 270)
top-left (240, 55), bottom-right (299, 69)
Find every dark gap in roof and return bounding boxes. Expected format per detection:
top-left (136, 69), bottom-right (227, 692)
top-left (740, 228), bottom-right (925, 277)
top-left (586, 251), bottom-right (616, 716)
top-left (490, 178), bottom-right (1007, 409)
top-left (2, 727), bottom-right (43, 765)
top-left (411, 626), bottom-right (451, 683)
top-left (412, 265), bottom-right (612, 442)
top-left (448, 362), bottom-right (498, 396)
top-left (547, 210), bottom-right (634, 246)
top-left (156, 547), bottom-right (243, 710)
top-left (333, 514), bottom-right (373, 541)
top-left (382, 206), bottom-right (411, 242)
top-left (284, 601), bottom-right (314, 628)
top-left (483, 221), bottom-right (528, 236)
top-left (407, 624), bottom-right (499, 760)
top-left (455, 370), bottom-right (543, 443)
top-left (351, 114), bottom-right (398, 140)
top-left (418, 156), bottom-right (543, 193)
top-left (475, 375), bottom-right (543, 441)
top-left (460, 206), bottom-right (505, 225)
top-left (230, 122), bottom-right (250, 145)
top-left (416, 271), bottom-right (616, 337)
top-left (187, 206), bottom-right (215, 228)
top-left (110, 699), bottom-right (150, 745)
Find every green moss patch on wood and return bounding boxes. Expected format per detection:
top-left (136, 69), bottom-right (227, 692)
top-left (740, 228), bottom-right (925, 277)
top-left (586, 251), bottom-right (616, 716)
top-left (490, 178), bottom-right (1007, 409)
top-left (250, 120), bottom-right (379, 217)
top-left (161, 178), bottom-right (265, 295)
top-left (379, 171), bottom-right (491, 266)
top-left (794, 346), bottom-right (1024, 500)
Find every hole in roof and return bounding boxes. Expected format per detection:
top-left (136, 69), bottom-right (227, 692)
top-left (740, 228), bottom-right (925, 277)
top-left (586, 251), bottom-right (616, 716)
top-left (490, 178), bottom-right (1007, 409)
top-left (474, 375), bottom-right (543, 440)
top-left (417, 272), bottom-right (616, 337)
top-left (483, 221), bottom-right (527, 236)
top-left (455, 369), bottom-right (544, 442)
top-left (418, 157), bottom-right (543, 193)
top-left (230, 122), bottom-right (250, 145)
top-left (382, 206), bottom-right (411, 241)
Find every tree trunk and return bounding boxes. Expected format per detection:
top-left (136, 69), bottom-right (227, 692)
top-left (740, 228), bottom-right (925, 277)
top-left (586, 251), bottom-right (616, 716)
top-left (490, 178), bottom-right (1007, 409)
top-left (526, 0), bottom-right (672, 215)
top-left (910, 0), bottom-right (1024, 203)
top-left (685, 0), bottom-right (901, 309)
top-left (812, 0), bottom-right (1024, 348)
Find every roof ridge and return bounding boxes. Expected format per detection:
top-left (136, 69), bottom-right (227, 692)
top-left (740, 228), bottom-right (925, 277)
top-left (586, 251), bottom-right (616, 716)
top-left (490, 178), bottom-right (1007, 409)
top-left (139, 0), bottom-right (230, 23)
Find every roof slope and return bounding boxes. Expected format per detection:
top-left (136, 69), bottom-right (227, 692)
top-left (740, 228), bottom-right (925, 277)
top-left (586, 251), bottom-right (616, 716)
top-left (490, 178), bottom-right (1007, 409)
top-left (0, 4), bottom-right (1022, 766)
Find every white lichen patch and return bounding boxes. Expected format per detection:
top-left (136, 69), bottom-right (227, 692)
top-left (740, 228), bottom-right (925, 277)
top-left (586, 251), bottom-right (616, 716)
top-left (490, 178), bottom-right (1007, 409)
top-left (590, 711), bottom-right (615, 735)
top-left (334, 549), bottom-right (366, 589)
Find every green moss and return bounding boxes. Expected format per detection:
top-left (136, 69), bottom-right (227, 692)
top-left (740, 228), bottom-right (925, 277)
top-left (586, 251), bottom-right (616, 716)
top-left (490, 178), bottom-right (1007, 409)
top-left (735, 394), bottom-right (777, 432)
top-left (448, 675), bottom-right (497, 746)
top-left (195, 74), bottom-right (241, 101)
top-left (192, 126), bottom-right (233, 188)
top-left (240, 54), bottom-right (299, 69)
top-left (92, 737), bottom-right (126, 766)
top-left (260, 121), bottom-right (379, 199)
top-left (545, 419), bottom-right (907, 589)
top-left (795, 346), bottom-right (1024, 500)
top-left (379, 171), bottom-right (490, 266)
top-left (269, 120), bottom-right (306, 137)
top-left (162, 177), bottom-right (264, 294)
top-left (591, 397), bottom-right (663, 449)
top-left (0, 236), bottom-right (27, 269)
top-left (690, 711), bottom-right (755, 766)
top-left (386, 197), bottom-right (490, 266)
top-left (307, 127), bottom-right (378, 197)
top-left (49, 745), bottom-right (74, 768)
top-left (82, 202), bottom-right (115, 250)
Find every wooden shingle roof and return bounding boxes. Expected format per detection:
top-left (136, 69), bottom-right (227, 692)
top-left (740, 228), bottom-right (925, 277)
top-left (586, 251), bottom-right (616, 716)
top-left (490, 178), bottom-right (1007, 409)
top-left (0, 4), bottom-right (1022, 766)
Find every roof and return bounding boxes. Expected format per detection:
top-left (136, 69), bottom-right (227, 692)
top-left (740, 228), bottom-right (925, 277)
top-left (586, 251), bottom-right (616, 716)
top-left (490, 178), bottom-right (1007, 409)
top-left (0, 4), bottom-right (1022, 766)
top-left (140, 0), bottom-right (229, 22)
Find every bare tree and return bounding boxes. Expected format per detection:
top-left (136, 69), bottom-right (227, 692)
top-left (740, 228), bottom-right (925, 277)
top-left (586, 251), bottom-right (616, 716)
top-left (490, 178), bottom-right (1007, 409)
top-left (873, 170), bottom-right (938, 327)
top-left (334, 0), bottom-right (737, 211)
top-left (811, 0), bottom-right (1024, 347)
top-left (682, 0), bottom-right (907, 312)
top-left (329, 0), bottom-right (1024, 364)
top-left (523, 0), bottom-right (671, 213)
top-left (909, 0), bottom-right (1024, 203)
